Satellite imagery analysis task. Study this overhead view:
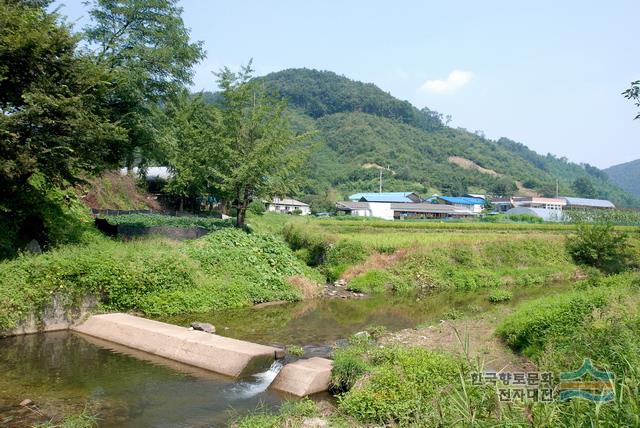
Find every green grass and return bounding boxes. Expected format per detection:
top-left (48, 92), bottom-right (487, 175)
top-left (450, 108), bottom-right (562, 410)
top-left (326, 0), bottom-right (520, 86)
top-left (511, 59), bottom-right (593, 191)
top-left (330, 334), bottom-right (493, 426)
top-left (487, 288), bottom-right (513, 303)
top-left (34, 406), bottom-right (99, 428)
top-left (0, 229), bottom-right (321, 330)
top-left (104, 213), bottom-right (234, 231)
top-left (497, 274), bottom-right (637, 358)
top-left (231, 399), bottom-right (319, 428)
top-left (316, 218), bottom-right (640, 233)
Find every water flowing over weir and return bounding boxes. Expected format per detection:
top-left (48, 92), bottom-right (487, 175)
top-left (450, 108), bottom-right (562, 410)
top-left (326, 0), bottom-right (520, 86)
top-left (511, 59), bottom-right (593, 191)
top-left (227, 360), bottom-right (284, 400)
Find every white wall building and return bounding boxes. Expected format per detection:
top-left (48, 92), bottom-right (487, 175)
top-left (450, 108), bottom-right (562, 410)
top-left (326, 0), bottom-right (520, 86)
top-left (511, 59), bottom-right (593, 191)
top-left (265, 197), bottom-right (311, 215)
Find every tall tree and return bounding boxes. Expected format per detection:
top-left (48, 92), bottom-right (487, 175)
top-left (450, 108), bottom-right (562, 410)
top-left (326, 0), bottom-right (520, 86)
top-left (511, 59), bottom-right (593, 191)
top-left (0, 0), bottom-right (126, 253)
top-left (0, 0), bottom-right (126, 202)
top-left (156, 93), bottom-right (220, 211)
top-left (622, 80), bottom-right (640, 120)
top-left (214, 63), bottom-right (313, 228)
top-left (84, 0), bottom-right (205, 167)
top-left (572, 176), bottom-right (596, 198)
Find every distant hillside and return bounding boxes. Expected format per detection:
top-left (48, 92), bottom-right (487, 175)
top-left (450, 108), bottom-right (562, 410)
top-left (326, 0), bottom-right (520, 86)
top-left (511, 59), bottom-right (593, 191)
top-left (202, 68), bottom-right (639, 208)
top-left (605, 159), bottom-right (640, 197)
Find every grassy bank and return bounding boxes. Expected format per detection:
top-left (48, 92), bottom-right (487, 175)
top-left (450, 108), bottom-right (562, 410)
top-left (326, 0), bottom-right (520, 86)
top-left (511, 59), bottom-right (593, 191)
top-left (0, 228), bottom-right (322, 331)
top-left (237, 272), bottom-right (640, 427)
top-left (282, 218), bottom-right (579, 292)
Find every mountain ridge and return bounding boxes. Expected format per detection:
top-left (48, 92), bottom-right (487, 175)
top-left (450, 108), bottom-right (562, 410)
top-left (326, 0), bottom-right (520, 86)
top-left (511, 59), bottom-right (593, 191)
top-left (605, 159), bottom-right (640, 197)
top-left (204, 68), bottom-right (639, 208)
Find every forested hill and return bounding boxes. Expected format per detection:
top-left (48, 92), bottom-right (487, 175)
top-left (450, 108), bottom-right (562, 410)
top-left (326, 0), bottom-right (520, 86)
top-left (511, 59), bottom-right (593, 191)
top-left (605, 159), bottom-right (640, 197)
top-left (203, 68), bottom-right (638, 208)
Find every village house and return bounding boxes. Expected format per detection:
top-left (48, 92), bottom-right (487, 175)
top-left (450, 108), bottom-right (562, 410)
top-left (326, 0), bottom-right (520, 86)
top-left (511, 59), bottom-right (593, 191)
top-left (430, 195), bottom-right (486, 214)
top-left (492, 196), bottom-right (566, 212)
top-left (265, 197), bottom-right (311, 215)
top-left (336, 200), bottom-right (476, 220)
top-left (337, 191), bottom-right (479, 220)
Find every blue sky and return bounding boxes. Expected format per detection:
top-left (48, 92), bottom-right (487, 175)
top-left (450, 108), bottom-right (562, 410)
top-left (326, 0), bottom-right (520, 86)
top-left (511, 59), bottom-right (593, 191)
top-left (54, 0), bottom-right (639, 168)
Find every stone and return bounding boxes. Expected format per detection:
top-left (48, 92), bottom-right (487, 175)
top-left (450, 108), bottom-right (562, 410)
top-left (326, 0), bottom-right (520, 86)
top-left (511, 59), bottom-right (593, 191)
top-left (73, 313), bottom-right (279, 377)
top-left (24, 240), bottom-right (41, 254)
top-left (191, 322), bottom-right (215, 333)
top-left (302, 417), bottom-right (329, 427)
top-left (19, 399), bottom-right (32, 407)
top-left (270, 357), bottom-right (333, 396)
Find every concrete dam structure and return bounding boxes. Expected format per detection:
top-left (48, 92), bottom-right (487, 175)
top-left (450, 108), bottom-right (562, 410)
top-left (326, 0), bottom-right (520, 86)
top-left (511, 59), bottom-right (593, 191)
top-left (73, 313), bottom-right (332, 396)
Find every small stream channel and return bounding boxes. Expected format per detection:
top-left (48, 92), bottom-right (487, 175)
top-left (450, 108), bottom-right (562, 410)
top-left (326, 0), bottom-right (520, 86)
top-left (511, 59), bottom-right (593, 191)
top-left (0, 283), bottom-right (568, 427)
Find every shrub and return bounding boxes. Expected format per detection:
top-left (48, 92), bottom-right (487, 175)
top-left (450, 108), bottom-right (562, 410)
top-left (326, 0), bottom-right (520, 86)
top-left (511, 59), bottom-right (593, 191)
top-left (336, 345), bottom-right (481, 425)
top-left (497, 287), bottom-right (617, 357)
top-left (104, 213), bottom-right (233, 231)
top-left (247, 201), bottom-right (265, 216)
top-left (324, 239), bottom-right (368, 267)
top-left (330, 334), bottom-right (374, 393)
top-left (282, 222), bottom-right (336, 266)
top-left (287, 345), bottom-right (304, 357)
top-left (366, 324), bottom-right (388, 339)
top-left (566, 222), bottom-right (633, 273)
top-left (0, 229), bottom-right (318, 329)
top-left (488, 288), bottom-right (513, 303)
top-left (347, 269), bottom-right (391, 293)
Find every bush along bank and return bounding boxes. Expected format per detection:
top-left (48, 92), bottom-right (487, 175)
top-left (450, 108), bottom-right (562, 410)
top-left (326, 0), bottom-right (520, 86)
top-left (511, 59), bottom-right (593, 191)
top-left (494, 272), bottom-right (640, 426)
top-left (0, 228), bottom-right (322, 332)
top-left (283, 222), bottom-right (369, 282)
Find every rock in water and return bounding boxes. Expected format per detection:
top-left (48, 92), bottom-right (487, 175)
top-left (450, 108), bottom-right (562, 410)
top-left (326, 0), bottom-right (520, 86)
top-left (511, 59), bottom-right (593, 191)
top-left (191, 322), bottom-right (215, 333)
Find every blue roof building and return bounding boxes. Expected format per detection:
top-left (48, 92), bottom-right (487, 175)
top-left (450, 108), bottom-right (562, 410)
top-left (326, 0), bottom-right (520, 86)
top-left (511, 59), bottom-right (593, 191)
top-left (348, 192), bottom-right (421, 203)
top-left (433, 196), bottom-right (486, 205)
top-left (430, 195), bottom-right (485, 214)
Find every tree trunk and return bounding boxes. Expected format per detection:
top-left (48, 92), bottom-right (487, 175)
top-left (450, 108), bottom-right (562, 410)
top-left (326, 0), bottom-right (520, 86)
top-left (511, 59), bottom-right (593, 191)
top-left (236, 205), bottom-right (246, 229)
top-left (179, 197), bottom-right (184, 212)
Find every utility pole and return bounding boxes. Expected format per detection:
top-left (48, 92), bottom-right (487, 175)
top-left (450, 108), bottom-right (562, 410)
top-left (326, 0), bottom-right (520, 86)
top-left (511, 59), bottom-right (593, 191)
top-left (555, 179), bottom-right (559, 198)
top-left (379, 169), bottom-right (382, 193)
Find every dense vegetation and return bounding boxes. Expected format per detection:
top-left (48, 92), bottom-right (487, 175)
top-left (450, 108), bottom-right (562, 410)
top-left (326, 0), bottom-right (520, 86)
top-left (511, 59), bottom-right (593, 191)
top-left (104, 213), bottom-right (233, 231)
top-left (238, 218), bottom-right (640, 427)
top-left (0, 228), bottom-right (320, 331)
top-left (201, 68), bottom-right (640, 209)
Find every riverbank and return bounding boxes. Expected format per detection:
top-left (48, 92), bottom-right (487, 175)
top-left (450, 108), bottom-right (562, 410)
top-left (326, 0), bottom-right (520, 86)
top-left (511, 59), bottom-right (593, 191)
top-left (0, 282), bottom-right (573, 427)
top-left (0, 226), bottom-right (322, 335)
top-left (234, 272), bottom-right (640, 427)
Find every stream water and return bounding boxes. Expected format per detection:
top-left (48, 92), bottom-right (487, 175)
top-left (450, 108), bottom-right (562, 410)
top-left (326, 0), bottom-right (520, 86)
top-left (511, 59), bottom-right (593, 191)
top-left (0, 284), bottom-right (568, 427)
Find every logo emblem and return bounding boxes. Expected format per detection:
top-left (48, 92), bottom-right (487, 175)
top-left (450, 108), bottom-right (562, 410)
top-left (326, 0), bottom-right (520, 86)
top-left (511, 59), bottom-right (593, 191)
top-left (557, 358), bottom-right (615, 402)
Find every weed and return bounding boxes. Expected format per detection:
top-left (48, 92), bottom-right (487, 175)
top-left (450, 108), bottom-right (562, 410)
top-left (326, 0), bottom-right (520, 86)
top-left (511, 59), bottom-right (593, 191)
top-left (487, 288), bottom-right (513, 303)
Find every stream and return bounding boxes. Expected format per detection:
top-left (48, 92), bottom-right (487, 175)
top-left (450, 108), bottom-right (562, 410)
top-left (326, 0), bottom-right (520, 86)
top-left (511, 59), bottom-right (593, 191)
top-left (0, 283), bottom-right (568, 427)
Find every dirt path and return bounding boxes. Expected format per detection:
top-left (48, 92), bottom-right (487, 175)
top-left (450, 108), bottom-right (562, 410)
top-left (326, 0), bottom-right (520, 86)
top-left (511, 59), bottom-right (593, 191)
top-left (380, 316), bottom-right (535, 373)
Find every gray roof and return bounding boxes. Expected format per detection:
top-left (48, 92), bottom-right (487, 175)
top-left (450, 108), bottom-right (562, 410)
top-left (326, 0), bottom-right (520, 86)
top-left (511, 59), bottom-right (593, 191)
top-left (270, 197), bottom-right (309, 207)
top-left (562, 197), bottom-right (615, 208)
top-left (336, 201), bottom-right (370, 210)
top-left (348, 192), bottom-right (420, 203)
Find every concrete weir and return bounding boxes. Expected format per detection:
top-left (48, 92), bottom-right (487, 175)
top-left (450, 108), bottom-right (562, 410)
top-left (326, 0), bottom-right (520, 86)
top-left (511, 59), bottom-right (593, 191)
top-left (270, 357), bottom-right (333, 397)
top-left (72, 313), bottom-right (281, 377)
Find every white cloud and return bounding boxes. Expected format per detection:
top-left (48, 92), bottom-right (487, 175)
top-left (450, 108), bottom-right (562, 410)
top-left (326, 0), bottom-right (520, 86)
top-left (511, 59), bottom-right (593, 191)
top-left (420, 70), bottom-right (474, 94)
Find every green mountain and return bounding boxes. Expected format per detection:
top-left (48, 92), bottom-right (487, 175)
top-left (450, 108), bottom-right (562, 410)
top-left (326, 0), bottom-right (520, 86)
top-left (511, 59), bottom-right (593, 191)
top-left (205, 68), bottom-right (639, 208)
top-left (605, 159), bottom-right (640, 197)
